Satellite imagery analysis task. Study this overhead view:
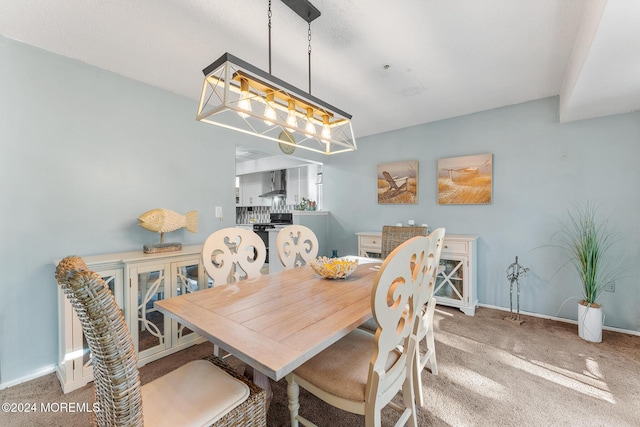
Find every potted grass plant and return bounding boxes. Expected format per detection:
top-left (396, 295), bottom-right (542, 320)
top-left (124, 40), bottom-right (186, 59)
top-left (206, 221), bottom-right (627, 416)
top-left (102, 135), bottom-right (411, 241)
top-left (554, 201), bottom-right (618, 342)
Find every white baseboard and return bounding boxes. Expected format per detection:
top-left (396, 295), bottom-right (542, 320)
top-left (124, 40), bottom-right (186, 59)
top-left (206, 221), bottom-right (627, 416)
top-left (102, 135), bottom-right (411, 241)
top-left (0, 364), bottom-right (57, 391)
top-left (478, 303), bottom-right (640, 337)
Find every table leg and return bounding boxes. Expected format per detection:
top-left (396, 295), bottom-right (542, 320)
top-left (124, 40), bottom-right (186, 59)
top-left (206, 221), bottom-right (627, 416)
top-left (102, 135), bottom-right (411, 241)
top-left (244, 365), bottom-right (273, 412)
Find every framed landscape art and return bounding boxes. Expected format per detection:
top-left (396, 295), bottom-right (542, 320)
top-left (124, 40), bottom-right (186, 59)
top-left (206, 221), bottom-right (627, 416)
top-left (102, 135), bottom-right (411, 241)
top-left (377, 160), bottom-right (418, 204)
top-left (438, 153), bottom-right (493, 204)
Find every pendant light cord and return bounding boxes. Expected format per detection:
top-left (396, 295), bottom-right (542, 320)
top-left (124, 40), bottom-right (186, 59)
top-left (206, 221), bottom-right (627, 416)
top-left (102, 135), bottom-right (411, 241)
top-left (268, 0), bottom-right (272, 74)
top-left (308, 20), bottom-right (312, 94)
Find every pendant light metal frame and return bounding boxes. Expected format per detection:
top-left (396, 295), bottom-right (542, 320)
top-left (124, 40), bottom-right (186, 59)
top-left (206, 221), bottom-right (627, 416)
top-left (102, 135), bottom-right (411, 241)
top-left (196, 1), bottom-right (356, 155)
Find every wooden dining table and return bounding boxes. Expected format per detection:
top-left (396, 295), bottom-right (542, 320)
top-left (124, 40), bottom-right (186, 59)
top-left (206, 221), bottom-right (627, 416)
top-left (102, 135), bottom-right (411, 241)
top-left (155, 258), bottom-right (382, 384)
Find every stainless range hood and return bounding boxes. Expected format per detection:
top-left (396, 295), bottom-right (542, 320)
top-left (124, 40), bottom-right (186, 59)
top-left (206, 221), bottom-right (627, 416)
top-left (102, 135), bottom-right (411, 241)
top-left (260, 170), bottom-right (286, 198)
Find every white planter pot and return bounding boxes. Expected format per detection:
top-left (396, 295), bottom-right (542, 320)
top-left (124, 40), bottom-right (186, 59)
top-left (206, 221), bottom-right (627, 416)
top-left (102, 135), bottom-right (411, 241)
top-left (578, 301), bottom-right (603, 343)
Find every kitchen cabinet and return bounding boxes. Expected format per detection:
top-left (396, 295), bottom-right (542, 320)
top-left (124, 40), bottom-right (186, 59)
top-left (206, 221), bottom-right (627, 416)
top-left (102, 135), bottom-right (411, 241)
top-left (286, 165), bottom-right (318, 206)
top-left (434, 235), bottom-right (478, 315)
top-left (286, 167), bottom-right (307, 206)
top-left (55, 245), bottom-right (208, 393)
top-left (237, 172), bottom-right (271, 206)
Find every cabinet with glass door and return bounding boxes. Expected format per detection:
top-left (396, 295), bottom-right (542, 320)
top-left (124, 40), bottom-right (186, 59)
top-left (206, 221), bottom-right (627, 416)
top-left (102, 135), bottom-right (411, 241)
top-left (55, 245), bottom-right (208, 393)
top-left (56, 263), bottom-right (124, 393)
top-left (434, 235), bottom-right (478, 315)
top-left (128, 254), bottom-right (208, 365)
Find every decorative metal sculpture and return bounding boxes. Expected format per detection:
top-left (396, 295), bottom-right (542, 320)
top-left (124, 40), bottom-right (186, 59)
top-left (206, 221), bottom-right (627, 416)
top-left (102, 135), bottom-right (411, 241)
top-left (505, 256), bottom-right (529, 325)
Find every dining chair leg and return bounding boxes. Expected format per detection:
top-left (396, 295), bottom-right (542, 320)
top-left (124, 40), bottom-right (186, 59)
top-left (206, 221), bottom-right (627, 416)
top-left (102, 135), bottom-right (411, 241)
top-left (415, 299), bottom-right (438, 407)
top-left (403, 339), bottom-right (418, 427)
top-left (213, 344), bottom-right (221, 357)
top-left (364, 406), bottom-right (381, 427)
top-left (402, 375), bottom-right (418, 427)
top-left (413, 344), bottom-right (425, 407)
top-left (425, 298), bottom-right (438, 375)
top-left (286, 374), bottom-right (301, 427)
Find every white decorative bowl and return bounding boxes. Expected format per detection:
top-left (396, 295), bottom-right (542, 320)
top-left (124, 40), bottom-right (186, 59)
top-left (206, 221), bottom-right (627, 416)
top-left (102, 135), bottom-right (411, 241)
top-left (310, 257), bottom-right (359, 279)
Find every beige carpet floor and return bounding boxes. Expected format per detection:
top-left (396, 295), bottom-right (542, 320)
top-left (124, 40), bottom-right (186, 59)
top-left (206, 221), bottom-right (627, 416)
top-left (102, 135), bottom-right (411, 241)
top-left (1, 306), bottom-right (639, 426)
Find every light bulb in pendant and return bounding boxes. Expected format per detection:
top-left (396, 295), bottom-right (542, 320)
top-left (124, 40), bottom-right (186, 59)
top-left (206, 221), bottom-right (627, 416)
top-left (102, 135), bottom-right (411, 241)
top-left (263, 90), bottom-right (277, 125)
top-left (286, 99), bottom-right (297, 132)
top-left (237, 78), bottom-right (251, 118)
top-left (321, 114), bottom-right (331, 141)
top-left (304, 108), bottom-right (316, 137)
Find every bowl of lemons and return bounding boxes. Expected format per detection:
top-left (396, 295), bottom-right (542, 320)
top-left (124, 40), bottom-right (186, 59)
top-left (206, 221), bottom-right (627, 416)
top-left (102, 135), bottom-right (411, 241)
top-left (310, 257), bottom-right (359, 279)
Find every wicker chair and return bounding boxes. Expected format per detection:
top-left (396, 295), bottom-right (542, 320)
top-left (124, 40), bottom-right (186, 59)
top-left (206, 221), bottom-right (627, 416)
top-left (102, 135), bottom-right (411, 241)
top-left (380, 225), bottom-right (427, 259)
top-left (286, 236), bottom-right (432, 427)
top-left (55, 256), bottom-right (266, 427)
top-left (275, 225), bottom-right (319, 269)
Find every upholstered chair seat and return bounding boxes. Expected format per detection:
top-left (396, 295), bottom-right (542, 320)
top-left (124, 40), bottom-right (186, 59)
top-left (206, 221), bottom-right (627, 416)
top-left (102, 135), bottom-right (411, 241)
top-left (292, 329), bottom-right (400, 403)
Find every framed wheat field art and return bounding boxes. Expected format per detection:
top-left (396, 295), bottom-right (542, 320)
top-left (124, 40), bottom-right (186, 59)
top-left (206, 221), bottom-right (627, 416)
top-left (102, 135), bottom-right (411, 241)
top-left (438, 153), bottom-right (493, 205)
top-left (377, 160), bottom-right (418, 204)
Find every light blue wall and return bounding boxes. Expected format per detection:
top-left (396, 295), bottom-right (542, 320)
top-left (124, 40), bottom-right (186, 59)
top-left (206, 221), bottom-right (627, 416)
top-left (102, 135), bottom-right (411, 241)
top-left (2, 36), bottom-right (639, 386)
top-left (0, 37), bottom-right (262, 384)
top-left (324, 97), bottom-right (640, 332)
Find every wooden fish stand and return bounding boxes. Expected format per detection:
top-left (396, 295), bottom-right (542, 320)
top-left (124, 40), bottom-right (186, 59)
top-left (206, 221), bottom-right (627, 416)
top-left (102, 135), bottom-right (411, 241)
top-left (143, 232), bottom-right (183, 254)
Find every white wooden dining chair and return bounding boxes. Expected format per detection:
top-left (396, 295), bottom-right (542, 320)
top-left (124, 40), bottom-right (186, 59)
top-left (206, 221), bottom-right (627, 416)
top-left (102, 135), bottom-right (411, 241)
top-left (201, 227), bottom-right (266, 359)
top-left (286, 235), bottom-right (431, 427)
top-left (276, 224), bottom-right (319, 269)
top-left (55, 256), bottom-right (266, 427)
top-left (413, 227), bottom-right (446, 407)
top-left (201, 227), bottom-right (266, 286)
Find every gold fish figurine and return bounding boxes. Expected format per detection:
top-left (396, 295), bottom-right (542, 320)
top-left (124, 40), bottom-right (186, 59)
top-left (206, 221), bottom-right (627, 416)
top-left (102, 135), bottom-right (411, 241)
top-left (138, 209), bottom-right (198, 238)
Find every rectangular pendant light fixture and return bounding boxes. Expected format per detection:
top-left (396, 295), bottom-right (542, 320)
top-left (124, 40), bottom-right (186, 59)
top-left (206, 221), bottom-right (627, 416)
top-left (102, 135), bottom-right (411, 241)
top-left (196, 53), bottom-right (356, 155)
top-left (196, 0), bottom-right (356, 155)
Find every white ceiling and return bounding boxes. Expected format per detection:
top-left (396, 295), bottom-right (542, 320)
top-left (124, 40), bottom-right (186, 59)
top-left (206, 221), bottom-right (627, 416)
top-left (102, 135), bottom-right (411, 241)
top-left (1, 0), bottom-right (638, 139)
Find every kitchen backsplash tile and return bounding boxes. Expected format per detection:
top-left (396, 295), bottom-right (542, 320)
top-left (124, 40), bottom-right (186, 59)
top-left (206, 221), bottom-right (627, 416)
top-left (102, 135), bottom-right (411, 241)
top-left (236, 205), bottom-right (298, 224)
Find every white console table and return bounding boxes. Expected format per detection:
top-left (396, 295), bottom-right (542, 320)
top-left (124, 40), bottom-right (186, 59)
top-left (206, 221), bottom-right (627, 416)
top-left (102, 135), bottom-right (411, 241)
top-left (356, 231), bottom-right (383, 258)
top-left (356, 232), bottom-right (478, 315)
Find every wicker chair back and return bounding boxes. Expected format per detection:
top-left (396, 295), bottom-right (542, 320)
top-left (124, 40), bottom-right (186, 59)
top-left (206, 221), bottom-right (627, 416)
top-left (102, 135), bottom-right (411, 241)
top-left (381, 225), bottom-right (427, 258)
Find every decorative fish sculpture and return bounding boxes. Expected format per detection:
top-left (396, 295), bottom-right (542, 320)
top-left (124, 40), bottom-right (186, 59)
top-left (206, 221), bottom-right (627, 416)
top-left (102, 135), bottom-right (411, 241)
top-left (138, 209), bottom-right (198, 234)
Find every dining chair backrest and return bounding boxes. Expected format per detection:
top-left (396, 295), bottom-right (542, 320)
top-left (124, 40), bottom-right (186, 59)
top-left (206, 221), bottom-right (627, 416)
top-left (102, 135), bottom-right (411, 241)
top-left (202, 227), bottom-right (266, 286)
top-left (416, 227), bottom-right (446, 320)
top-left (380, 225), bottom-right (427, 258)
top-left (275, 225), bottom-right (319, 269)
top-left (56, 256), bottom-right (144, 426)
top-left (369, 235), bottom-right (428, 387)
top-left (413, 227), bottom-right (446, 406)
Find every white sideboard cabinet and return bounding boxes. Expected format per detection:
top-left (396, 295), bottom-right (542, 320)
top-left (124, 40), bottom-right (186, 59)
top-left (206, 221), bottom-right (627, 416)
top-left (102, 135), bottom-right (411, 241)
top-left (355, 232), bottom-right (478, 315)
top-left (434, 235), bottom-right (478, 315)
top-left (356, 231), bottom-right (383, 258)
top-left (55, 245), bottom-right (208, 393)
